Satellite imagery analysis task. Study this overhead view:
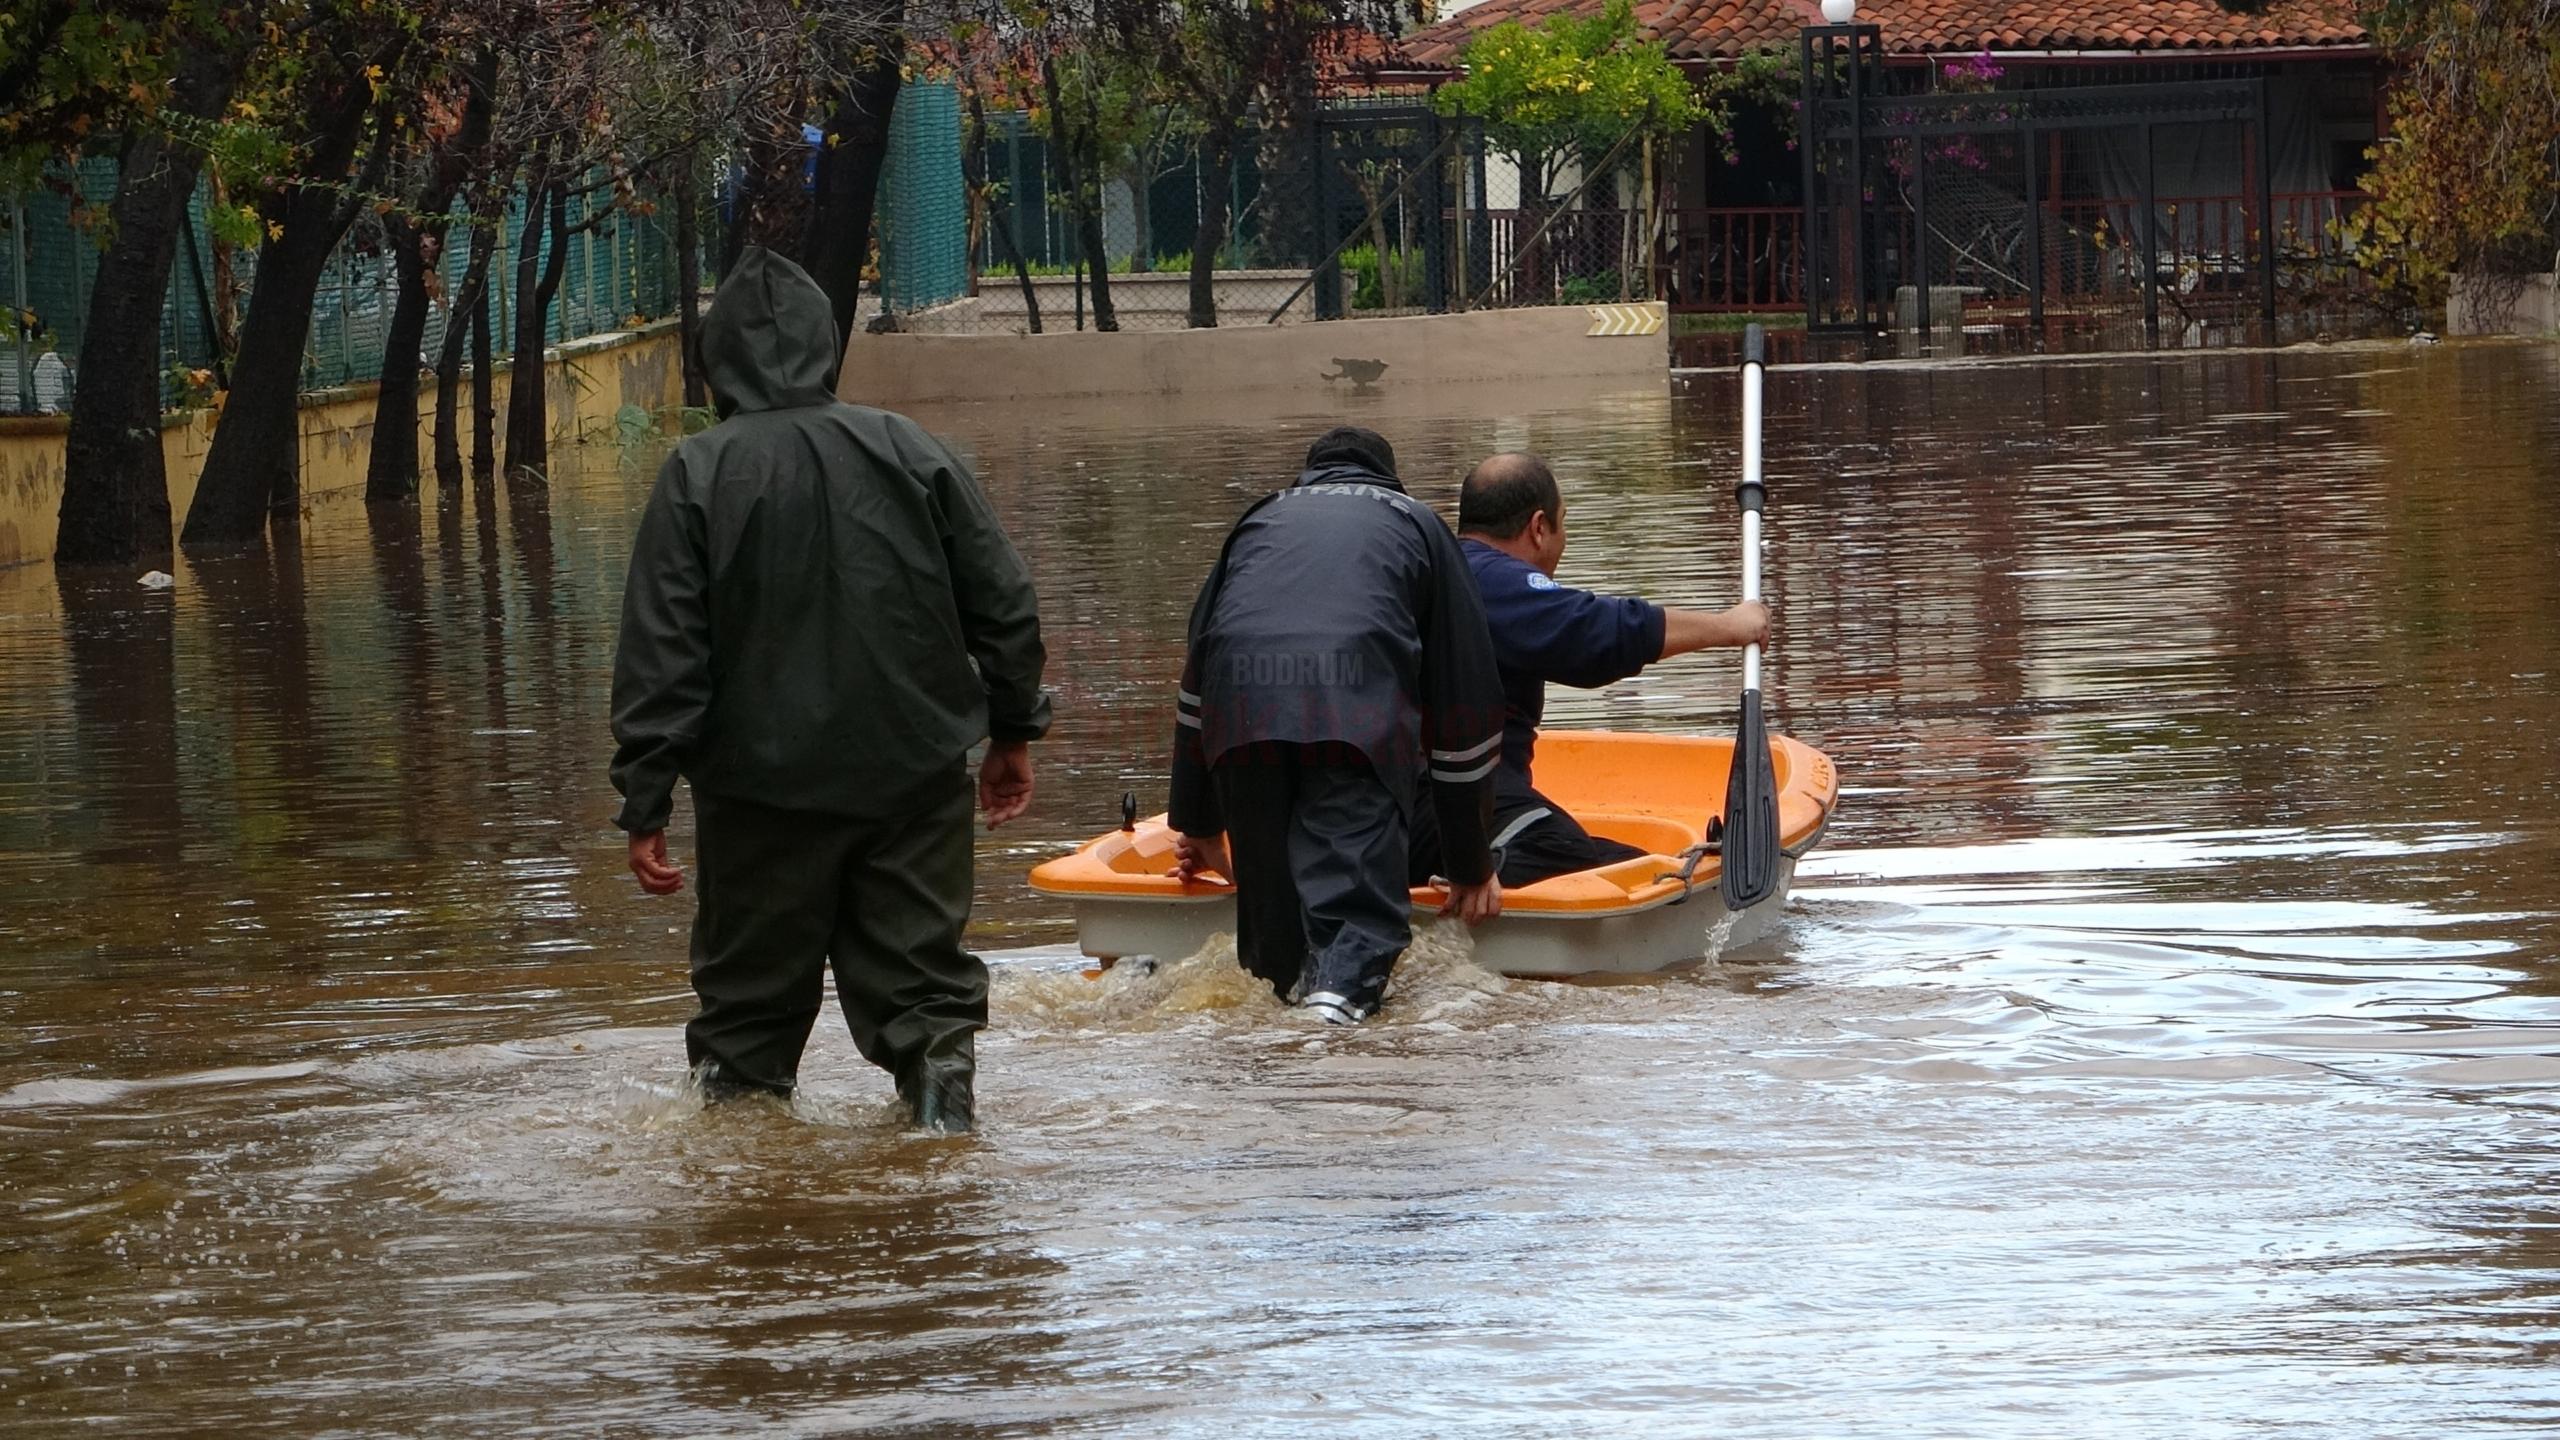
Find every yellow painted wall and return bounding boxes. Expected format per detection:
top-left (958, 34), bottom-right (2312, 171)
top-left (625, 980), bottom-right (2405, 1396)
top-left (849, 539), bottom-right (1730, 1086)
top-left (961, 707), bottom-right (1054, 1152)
top-left (834, 304), bottom-right (1671, 409)
top-left (0, 324), bottom-right (685, 569)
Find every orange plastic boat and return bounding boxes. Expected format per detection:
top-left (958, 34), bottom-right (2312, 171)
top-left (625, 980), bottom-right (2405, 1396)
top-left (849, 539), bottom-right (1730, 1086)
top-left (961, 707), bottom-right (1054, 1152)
top-left (1028, 729), bottom-right (1839, 977)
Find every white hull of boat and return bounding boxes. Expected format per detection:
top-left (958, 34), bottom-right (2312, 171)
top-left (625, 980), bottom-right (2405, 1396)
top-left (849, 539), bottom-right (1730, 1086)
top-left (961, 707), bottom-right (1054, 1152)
top-left (1060, 855), bottom-right (1799, 979)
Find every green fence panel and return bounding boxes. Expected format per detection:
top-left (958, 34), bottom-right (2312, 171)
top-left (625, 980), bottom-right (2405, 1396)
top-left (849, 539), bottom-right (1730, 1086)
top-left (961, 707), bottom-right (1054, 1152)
top-left (881, 81), bottom-right (968, 313)
top-left (6, 159), bottom-right (701, 415)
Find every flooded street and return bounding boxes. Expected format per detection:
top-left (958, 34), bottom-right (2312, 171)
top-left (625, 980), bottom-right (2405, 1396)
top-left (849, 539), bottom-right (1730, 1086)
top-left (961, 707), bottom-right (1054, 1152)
top-left (4, 341), bottom-right (2558, 1435)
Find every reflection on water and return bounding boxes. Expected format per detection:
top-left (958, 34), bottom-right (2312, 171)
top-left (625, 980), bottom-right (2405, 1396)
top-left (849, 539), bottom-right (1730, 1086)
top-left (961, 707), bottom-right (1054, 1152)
top-left (3, 341), bottom-right (2558, 1435)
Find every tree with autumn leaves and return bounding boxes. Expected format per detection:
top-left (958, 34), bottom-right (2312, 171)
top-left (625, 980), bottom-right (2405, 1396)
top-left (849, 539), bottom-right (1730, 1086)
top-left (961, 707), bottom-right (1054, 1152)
top-left (2358, 0), bottom-right (2560, 300)
top-left (6, 1), bottom-right (266, 565)
top-left (1431, 0), bottom-right (1700, 303)
top-left (24, 0), bottom-right (1418, 563)
top-left (1431, 0), bottom-right (1696, 216)
top-left (10, 0), bottom-right (902, 564)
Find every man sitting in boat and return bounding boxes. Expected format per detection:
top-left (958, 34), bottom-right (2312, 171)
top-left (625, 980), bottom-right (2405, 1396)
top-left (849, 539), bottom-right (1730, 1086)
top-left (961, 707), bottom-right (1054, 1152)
top-left (1166, 426), bottom-right (1507, 1025)
top-left (1412, 452), bottom-right (1768, 888)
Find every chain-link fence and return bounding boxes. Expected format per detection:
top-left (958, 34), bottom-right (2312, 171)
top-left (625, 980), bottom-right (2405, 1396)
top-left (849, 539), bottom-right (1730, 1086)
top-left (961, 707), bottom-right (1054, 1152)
top-left (3, 166), bottom-right (692, 417)
top-left (1, 86), bottom-right (1665, 420)
top-left (3, 82), bottom-right (983, 416)
top-left (888, 96), bottom-right (1665, 334)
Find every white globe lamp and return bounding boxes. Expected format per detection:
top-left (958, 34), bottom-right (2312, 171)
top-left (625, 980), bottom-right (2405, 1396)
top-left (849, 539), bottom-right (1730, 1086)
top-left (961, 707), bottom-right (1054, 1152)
top-left (1820, 0), bottom-right (1857, 22)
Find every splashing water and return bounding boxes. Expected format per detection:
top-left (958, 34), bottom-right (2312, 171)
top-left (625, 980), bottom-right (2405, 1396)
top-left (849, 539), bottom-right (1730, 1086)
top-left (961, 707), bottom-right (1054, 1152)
top-left (1703, 908), bottom-right (1742, 967)
top-left (992, 920), bottom-right (1514, 1035)
top-left (993, 935), bottom-right (1280, 1033)
top-left (1377, 920), bottom-right (1514, 1022)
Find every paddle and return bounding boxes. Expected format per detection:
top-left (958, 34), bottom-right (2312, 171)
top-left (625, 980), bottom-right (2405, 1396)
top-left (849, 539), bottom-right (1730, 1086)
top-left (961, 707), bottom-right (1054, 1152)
top-left (1720, 324), bottom-right (1781, 912)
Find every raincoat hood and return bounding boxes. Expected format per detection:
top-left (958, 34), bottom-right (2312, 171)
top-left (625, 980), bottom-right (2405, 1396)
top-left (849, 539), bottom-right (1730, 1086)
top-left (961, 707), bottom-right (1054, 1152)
top-left (700, 248), bottom-right (841, 417)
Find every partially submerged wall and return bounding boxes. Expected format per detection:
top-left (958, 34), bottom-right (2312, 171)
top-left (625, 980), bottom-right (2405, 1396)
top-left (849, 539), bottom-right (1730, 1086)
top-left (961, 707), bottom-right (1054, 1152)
top-left (2448, 273), bottom-right (2560, 337)
top-left (834, 303), bottom-right (1670, 409)
top-left (0, 325), bottom-right (683, 569)
top-left (903, 270), bottom-right (1317, 333)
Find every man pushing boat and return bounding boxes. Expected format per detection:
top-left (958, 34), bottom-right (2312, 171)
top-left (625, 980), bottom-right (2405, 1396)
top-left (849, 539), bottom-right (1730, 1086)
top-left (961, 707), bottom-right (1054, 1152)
top-left (1410, 452), bottom-right (1768, 889)
top-left (1165, 426), bottom-right (1506, 1025)
top-left (1035, 339), bottom-right (1833, 980)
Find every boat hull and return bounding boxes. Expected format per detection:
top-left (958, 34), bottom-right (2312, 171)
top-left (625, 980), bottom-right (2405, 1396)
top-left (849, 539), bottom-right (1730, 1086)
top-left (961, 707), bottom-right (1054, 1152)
top-left (1055, 857), bottom-right (1800, 978)
top-left (1030, 730), bottom-right (1837, 980)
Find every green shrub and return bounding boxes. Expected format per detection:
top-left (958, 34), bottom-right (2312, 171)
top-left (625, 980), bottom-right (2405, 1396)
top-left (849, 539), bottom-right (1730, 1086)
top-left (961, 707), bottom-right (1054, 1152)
top-left (1345, 243), bottom-right (1427, 309)
top-left (1559, 269), bottom-right (1623, 304)
top-left (1012, 250), bottom-right (1193, 277)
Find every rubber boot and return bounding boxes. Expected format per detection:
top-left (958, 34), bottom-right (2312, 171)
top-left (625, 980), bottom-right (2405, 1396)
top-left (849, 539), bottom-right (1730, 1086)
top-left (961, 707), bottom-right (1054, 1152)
top-left (899, 1033), bottom-right (976, 1134)
top-left (695, 1060), bottom-right (789, 1105)
top-left (910, 1063), bottom-right (974, 1134)
top-left (1297, 937), bottom-right (1397, 1023)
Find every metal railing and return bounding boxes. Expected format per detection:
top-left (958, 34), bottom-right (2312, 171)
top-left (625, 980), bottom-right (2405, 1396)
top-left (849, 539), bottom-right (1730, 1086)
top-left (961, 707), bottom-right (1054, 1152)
top-left (2041, 190), bottom-right (2370, 299)
top-left (1652, 191), bottom-right (2372, 316)
top-left (1665, 207), bottom-right (1804, 312)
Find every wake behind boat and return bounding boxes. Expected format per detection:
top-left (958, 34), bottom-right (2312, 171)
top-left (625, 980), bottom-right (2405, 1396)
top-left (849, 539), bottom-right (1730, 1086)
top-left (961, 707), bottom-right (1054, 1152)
top-left (1028, 729), bottom-right (1838, 977)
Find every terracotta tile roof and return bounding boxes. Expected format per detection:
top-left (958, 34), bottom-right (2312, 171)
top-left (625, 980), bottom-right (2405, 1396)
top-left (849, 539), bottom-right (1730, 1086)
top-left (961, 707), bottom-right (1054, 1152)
top-left (919, 23), bottom-right (1410, 100)
top-left (1315, 24), bottom-right (1432, 92)
top-left (1402, 0), bottom-right (2370, 66)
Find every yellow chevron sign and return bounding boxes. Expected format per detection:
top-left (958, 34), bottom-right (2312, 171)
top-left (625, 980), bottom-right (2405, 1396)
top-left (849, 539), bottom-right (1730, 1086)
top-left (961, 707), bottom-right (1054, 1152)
top-left (1585, 303), bottom-right (1666, 337)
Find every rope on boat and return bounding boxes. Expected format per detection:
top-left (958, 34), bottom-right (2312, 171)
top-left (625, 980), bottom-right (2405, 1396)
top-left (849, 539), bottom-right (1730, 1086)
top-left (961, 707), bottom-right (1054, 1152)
top-left (1662, 789), bottom-right (1836, 906)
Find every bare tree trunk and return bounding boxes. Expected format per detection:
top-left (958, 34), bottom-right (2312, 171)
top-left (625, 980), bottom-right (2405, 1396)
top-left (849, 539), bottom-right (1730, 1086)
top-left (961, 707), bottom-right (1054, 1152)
top-left (730, 83), bottom-right (815, 265)
top-left (185, 66), bottom-right (391, 549)
top-left (1351, 165), bottom-right (1399, 312)
top-left (502, 161), bottom-right (550, 480)
top-left (805, 23), bottom-right (904, 349)
top-left (504, 170), bottom-right (572, 485)
top-left (371, 46), bottom-right (494, 504)
top-left (57, 42), bottom-right (248, 567)
top-left (209, 224), bottom-right (243, 360)
top-left (1188, 122), bottom-right (1236, 328)
top-left (470, 234), bottom-right (496, 483)
top-left (1040, 53), bottom-right (1117, 332)
top-left (366, 215), bottom-right (437, 502)
top-left (182, 228), bottom-right (334, 546)
top-left (965, 92), bottom-right (1041, 334)
top-left (434, 207), bottom-right (498, 490)
top-left (992, 210), bottom-right (1042, 335)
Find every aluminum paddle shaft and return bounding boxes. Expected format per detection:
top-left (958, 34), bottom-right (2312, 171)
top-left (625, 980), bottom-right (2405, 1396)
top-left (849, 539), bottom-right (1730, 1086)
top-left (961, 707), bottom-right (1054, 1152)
top-left (1720, 325), bottom-right (1781, 912)
top-left (1739, 329), bottom-right (1765, 687)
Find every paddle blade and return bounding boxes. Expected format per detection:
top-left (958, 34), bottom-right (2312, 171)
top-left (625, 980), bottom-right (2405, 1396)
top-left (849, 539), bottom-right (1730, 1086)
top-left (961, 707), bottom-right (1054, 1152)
top-left (1719, 691), bottom-right (1782, 912)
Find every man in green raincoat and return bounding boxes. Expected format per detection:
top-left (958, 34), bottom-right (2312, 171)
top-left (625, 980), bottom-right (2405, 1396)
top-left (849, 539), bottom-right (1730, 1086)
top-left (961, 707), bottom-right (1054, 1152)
top-left (609, 248), bottom-right (1050, 1132)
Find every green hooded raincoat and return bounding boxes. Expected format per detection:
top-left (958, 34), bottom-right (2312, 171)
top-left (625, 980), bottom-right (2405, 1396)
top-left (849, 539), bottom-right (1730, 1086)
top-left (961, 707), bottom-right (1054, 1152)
top-left (609, 250), bottom-right (1051, 833)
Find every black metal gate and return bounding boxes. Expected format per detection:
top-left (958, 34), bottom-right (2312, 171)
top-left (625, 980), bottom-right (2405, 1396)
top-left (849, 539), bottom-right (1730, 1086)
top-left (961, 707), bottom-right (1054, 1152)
top-left (1800, 22), bottom-right (2281, 340)
top-left (1297, 100), bottom-right (1469, 320)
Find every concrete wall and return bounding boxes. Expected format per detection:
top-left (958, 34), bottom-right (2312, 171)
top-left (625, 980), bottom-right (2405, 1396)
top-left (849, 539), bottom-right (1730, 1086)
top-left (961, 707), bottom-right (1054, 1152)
top-left (2448, 273), bottom-right (2560, 337)
top-left (901, 270), bottom-right (1318, 334)
top-left (0, 326), bottom-right (684, 569)
top-left (835, 303), bottom-right (1669, 409)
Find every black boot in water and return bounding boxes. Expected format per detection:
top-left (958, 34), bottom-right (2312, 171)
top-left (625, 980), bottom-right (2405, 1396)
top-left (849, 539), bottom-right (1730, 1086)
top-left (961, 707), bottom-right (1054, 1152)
top-left (694, 1061), bottom-right (789, 1106)
top-left (900, 1033), bottom-right (977, 1133)
top-left (909, 1063), bottom-right (975, 1134)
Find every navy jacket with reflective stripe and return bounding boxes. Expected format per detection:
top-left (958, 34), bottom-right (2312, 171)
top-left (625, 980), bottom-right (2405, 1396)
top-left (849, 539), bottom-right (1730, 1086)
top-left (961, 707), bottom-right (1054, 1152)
top-left (1168, 464), bottom-right (1503, 885)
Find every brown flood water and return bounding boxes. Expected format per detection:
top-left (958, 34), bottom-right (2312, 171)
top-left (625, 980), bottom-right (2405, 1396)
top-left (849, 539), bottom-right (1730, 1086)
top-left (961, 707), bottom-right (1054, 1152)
top-left (3, 341), bottom-right (2558, 1436)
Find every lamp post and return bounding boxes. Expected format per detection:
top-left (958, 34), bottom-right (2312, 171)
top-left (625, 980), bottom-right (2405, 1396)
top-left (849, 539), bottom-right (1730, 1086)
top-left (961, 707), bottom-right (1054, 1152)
top-left (1799, 0), bottom-right (1885, 332)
